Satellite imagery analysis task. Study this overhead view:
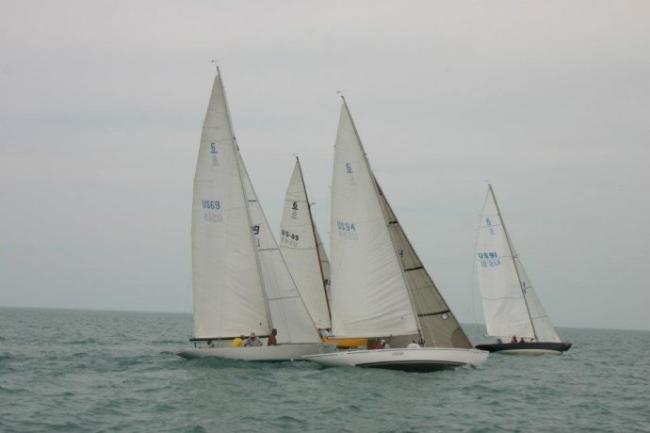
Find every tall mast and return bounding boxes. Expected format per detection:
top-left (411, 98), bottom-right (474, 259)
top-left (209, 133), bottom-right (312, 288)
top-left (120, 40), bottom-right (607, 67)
top-left (340, 96), bottom-right (424, 342)
top-left (488, 184), bottom-right (537, 340)
top-left (217, 67), bottom-right (274, 331)
top-left (295, 156), bottom-right (332, 324)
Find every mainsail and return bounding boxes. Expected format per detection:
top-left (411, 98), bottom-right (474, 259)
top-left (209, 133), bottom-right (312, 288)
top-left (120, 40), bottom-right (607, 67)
top-left (329, 98), bottom-right (472, 348)
top-left (476, 185), bottom-right (561, 342)
top-left (191, 72), bottom-right (269, 339)
top-left (279, 158), bottom-right (332, 330)
top-left (191, 70), bottom-right (319, 344)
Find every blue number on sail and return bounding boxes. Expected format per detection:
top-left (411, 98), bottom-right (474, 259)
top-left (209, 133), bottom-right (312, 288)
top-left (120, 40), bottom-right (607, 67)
top-left (345, 162), bottom-right (353, 174)
top-left (486, 217), bottom-right (496, 235)
top-left (337, 220), bottom-right (357, 232)
top-left (210, 143), bottom-right (218, 154)
top-left (479, 251), bottom-right (500, 267)
top-left (202, 200), bottom-right (221, 210)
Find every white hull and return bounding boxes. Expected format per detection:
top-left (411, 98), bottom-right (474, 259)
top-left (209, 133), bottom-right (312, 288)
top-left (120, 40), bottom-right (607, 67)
top-left (303, 347), bottom-right (489, 372)
top-left (177, 343), bottom-right (334, 362)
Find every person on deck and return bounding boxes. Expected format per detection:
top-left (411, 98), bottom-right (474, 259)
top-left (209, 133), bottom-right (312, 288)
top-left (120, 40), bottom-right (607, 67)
top-left (406, 340), bottom-right (420, 349)
top-left (519, 337), bottom-right (526, 344)
top-left (267, 328), bottom-right (278, 346)
top-left (511, 336), bottom-right (518, 343)
top-left (379, 339), bottom-right (390, 349)
top-left (231, 335), bottom-right (244, 348)
top-left (244, 332), bottom-right (263, 347)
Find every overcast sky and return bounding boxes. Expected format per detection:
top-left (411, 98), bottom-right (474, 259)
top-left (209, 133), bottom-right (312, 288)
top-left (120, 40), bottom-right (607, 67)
top-left (1, 1), bottom-right (648, 331)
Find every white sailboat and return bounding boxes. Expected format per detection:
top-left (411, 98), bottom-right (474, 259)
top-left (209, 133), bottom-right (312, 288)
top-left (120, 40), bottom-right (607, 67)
top-left (177, 70), bottom-right (333, 361)
top-left (474, 185), bottom-right (571, 355)
top-left (304, 98), bottom-right (488, 371)
top-left (279, 157), bottom-right (332, 331)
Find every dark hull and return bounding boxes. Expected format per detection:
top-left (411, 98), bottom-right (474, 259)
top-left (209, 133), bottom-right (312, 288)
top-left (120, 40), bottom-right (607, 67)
top-left (475, 341), bottom-right (572, 353)
top-left (357, 360), bottom-right (464, 373)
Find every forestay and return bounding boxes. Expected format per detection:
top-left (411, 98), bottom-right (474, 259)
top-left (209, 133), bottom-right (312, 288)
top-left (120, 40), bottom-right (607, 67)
top-left (476, 185), bottom-right (560, 342)
top-left (279, 159), bottom-right (332, 330)
top-left (374, 178), bottom-right (472, 349)
top-left (329, 100), bottom-right (419, 338)
top-left (514, 258), bottom-right (561, 342)
top-left (315, 228), bottom-right (331, 304)
top-left (237, 154), bottom-right (321, 344)
top-left (191, 73), bottom-right (269, 339)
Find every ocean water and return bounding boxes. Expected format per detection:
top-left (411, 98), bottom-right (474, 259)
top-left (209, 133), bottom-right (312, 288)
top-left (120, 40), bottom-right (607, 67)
top-left (0, 308), bottom-right (648, 433)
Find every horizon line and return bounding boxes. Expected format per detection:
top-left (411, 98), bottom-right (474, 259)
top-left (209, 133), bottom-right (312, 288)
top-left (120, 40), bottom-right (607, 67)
top-left (1, 304), bottom-right (648, 333)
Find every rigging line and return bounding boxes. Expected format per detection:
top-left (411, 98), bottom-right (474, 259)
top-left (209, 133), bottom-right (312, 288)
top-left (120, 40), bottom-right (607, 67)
top-left (481, 295), bottom-right (530, 300)
top-left (471, 203), bottom-right (484, 330)
top-left (490, 185), bottom-right (538, 340)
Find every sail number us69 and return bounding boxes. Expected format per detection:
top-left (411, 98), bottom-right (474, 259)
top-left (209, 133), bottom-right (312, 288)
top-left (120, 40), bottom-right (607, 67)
top-left (201, 199), bottom-right (223, 223)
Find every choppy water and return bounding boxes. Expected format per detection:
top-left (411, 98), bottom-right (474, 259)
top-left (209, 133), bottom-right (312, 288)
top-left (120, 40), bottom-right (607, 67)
top-left (0, 307), bottom-right (648, 433)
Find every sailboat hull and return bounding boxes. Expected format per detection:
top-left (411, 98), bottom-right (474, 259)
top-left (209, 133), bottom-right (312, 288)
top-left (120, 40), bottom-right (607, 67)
top-left (475, 341), bottom-right (571, 355)
top-left (177, 343), bottom-right (335, 362)
top-left (303, 347), bottom-right (489, 372)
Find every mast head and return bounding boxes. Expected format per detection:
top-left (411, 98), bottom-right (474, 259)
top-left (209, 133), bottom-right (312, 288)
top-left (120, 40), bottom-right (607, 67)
top-left (211, 59), bottom-right (220, 76)
top-left (336, 90), bottom-right (347, 105)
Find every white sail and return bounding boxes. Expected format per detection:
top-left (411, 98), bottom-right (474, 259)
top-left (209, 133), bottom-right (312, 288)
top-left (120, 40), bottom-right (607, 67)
top-left (191, 73), bottom-right (269, 339)
top-left (237, 154), bottom-right (321, 344)
top-left (514, 259), bottom-right (561, 342)
top-left (476, 185), bottom-right (560, 341)
top-left (279, 159), bottom-right (332, 330)
top-left (329, 100), bottom-right (419, 338)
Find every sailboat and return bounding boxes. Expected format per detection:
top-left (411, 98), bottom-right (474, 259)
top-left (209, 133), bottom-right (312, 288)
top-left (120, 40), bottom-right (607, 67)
top-left (279, 157), bottom-right (368, 348)
top-left (177, 70), bottom-right (333, 361)
top-left (304, 98), bottom-right (489, 371)
top-left (474, 185), bottom-right (571, 355)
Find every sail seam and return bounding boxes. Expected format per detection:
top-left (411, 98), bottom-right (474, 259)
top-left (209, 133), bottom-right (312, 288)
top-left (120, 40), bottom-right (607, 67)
top-left (267, 295), bottom-right (301, 301)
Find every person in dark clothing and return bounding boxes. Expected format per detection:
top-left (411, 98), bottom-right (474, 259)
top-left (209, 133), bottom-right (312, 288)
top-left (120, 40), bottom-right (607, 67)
top-left (267, 328), bottom-right (278, 346)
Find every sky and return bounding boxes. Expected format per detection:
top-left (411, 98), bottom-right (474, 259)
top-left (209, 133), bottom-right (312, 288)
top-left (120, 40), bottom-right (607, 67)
top-left (1, 1), bottom-right (648, 331)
